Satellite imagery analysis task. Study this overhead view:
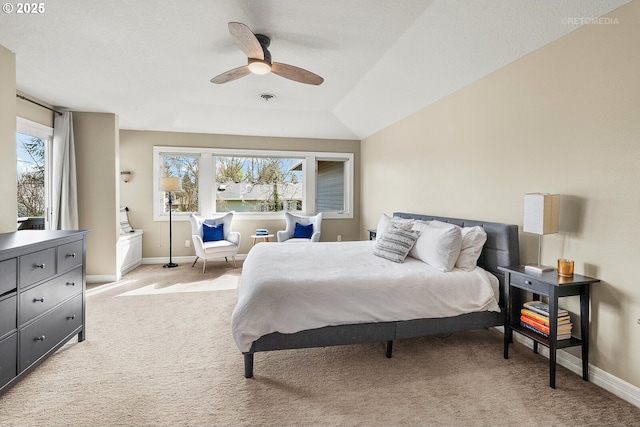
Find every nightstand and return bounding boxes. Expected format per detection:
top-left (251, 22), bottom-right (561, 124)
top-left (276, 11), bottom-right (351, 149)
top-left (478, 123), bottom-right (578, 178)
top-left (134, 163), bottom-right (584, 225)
top-left (498, 265), bottom-right (600, 388)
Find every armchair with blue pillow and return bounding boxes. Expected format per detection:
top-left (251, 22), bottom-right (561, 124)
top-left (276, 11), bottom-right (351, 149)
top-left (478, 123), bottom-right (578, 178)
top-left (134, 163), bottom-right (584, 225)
top-left (277, 212), bottom-right (322, 243)
top-left (190, 212), bottom-right (241, 273)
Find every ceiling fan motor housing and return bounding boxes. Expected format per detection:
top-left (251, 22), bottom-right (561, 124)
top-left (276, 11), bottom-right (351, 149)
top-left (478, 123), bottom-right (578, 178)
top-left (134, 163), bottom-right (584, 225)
top-left (252, 34), bottom-right (272, 65)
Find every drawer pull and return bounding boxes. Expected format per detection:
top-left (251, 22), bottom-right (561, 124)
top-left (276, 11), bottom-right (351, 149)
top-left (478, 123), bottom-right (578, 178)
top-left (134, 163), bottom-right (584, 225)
top-left (67, 315), bottom-right (76, 320)
top-left (35, 335), bottom-right (46, 341)
top-left (66, 282), bottom-right (75, 287)
top-left (68, 253), bottom-right (77, 258)
top-left (525, 280), bottom-right (532, 285)
top-left (33, 297), bottom-right (45, 303)
top-left (36, 263), bottom-right (46, 269)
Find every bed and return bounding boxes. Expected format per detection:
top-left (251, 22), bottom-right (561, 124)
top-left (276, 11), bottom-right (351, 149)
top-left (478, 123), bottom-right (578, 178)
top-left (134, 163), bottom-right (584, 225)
top-left (232, 212), bottom-right (520, 378)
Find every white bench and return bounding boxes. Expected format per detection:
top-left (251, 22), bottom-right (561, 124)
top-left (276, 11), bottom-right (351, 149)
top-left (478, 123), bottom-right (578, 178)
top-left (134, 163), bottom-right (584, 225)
top-left (117, 229), bottom-right (143, 277)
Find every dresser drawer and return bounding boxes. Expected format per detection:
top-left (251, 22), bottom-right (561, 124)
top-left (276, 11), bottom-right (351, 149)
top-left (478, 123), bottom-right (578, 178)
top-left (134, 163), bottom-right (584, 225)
top-left (19, 293), bottom-right (83, 371)
top-left (19, 267), bottom-right (82, 326)
top-left (0, 258), bottom-right (17, 295)
top-left (0, 334), bottom-right (17, 388)
top-left (19, 248), bottom-right (56, 289)
top-left (510, 273), bottom-right (549, 294)
top-left (0, 293), bottom-right (16, 338)
top-left (57, 240), bottom-right (83, 273)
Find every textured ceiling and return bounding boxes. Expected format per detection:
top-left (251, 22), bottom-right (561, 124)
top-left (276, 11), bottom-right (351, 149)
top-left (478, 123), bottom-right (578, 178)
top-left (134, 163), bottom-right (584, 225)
top-left (0, 0), bottom-right (629, 140)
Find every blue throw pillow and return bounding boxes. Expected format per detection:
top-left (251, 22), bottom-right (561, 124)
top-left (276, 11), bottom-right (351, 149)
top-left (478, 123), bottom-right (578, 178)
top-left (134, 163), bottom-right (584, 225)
top-left (202, 223), bottom-right (224, 242)
top-left (293, 222), bottom-right (314, 239)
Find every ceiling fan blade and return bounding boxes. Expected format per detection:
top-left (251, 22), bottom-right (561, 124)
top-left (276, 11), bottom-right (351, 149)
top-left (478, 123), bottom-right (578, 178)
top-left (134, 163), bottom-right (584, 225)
top-left (271, 62), bottom-right (324, 86)
top-left (211, 65), bottom-right (251, 84)
top-left (228, 22), bottom-right (264, 60)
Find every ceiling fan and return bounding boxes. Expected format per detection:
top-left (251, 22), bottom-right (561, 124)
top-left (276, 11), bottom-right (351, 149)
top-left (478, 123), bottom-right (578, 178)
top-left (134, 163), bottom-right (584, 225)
top-left (211, 22), bottom-right (324, 86)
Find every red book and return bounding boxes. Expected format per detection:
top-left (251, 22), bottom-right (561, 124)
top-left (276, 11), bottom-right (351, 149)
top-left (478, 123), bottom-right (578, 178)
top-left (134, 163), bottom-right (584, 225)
top-left (520, 314), bottom-right (549, 334)
top-left (521, 314), bottom-right (572, 335)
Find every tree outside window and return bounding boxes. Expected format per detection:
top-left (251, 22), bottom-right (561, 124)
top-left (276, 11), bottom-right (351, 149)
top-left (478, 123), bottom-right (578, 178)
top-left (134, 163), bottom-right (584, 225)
top-left (17, 133), bottom-right (45, 217)
top-left (215, 156), bottom-right (302, 213)
top-left (162, 154), bottom-right (199, 213)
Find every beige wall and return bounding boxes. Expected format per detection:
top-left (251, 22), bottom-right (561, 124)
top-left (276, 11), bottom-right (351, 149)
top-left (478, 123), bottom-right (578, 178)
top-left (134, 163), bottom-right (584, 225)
top-left (0, 45), bottom-right (17, 232)
top-left (119, 130), bottom-right (360, 258)
top-left (361, 3), bottom-right (640, 387)
top-left (74, 112), bottom-right (120, 277)
top-left (16, 90), bottom-right (54, 128)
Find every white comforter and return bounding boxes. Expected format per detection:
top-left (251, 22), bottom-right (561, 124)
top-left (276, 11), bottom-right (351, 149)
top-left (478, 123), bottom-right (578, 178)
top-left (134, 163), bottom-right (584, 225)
top-left (231, 241), bottom-right (500, 352)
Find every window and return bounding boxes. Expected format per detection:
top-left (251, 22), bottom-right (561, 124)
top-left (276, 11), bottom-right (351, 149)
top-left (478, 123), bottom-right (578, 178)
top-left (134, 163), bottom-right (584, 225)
top-left (317, 160), bottom-right (345, 213)
top-left (160, 153), bottom-right (199, 214)
top-left (153, 147), bottom-right (353, 220)
top-left (16, 117), bottom-right (53, 230)
top-left (215, 156), bottom-right (303, 213)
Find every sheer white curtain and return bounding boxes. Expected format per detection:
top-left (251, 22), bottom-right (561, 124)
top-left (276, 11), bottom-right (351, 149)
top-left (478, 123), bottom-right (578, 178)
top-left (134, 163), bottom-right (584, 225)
top-left (51, 111), bottom-right (78, 230)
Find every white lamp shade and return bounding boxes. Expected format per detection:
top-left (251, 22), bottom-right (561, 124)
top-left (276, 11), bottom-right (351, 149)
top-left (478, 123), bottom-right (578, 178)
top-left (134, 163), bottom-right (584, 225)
top-left (159, 177), bottom-right (182, 192)
top-left (523, 193), bottom-right (560, 235)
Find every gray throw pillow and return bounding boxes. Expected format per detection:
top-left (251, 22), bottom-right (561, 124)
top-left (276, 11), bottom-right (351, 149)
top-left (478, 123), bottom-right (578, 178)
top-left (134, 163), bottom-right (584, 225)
top-left (373, 225), bottom-right (420, 263)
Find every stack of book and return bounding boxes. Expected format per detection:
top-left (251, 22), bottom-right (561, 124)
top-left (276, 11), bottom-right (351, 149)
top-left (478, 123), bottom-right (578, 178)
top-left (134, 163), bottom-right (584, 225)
top-left (255, 229), bottom-right (269, 236)
top-left (520, 301), bottom-right (572, 340)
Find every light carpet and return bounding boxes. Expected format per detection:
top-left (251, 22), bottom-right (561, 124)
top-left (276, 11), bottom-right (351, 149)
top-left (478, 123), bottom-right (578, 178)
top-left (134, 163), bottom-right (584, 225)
top-left (0, 261), bottom-right (638, 427)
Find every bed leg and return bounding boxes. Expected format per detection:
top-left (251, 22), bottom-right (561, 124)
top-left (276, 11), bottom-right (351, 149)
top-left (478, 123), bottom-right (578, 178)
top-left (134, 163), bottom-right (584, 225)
top-left (386, 340), bottom-right (393, 358)
top-left (244, 353), bottom-right (254, 378)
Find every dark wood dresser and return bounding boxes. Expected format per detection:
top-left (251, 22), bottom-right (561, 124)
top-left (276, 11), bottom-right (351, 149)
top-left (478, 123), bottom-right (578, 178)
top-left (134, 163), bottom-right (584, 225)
top-left (0, 230), bottom-right (88, 395)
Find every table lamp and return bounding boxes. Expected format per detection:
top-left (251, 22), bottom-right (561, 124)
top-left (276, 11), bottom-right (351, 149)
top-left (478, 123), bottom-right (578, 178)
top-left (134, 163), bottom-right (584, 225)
top-left (523, 193), bottom-right (560, 273)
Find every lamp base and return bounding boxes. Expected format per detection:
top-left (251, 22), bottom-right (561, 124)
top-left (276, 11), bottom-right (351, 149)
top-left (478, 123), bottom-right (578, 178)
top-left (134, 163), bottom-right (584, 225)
top-left (163, 262), bottom-right (179, 268)
top-left (524, 264), bottom-right (555, 274)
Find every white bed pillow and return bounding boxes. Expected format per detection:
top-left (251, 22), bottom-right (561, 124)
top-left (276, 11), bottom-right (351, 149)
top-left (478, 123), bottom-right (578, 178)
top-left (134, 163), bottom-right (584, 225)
top-left (409, 221), bottom-right (462, 271)
top-left (375, 214), bottom-right (415, 241)
top-left (455, 226), bottom-right (487, 271)
top-left (428, 220), bottom-right (488, 271)
top-left (373, 224), bottom-right (420, 263)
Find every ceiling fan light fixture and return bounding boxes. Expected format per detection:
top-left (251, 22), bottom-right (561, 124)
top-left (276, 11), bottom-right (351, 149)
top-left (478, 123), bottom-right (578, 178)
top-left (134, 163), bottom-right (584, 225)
top-left (248, 59), bottom-right (271, 75)
top-left (211, 23), bottom-right (323, 85)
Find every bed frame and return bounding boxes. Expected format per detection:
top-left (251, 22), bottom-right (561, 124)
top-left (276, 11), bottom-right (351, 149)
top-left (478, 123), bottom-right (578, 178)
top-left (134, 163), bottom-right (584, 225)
top-left (241, 212), bottom-right (520, 378)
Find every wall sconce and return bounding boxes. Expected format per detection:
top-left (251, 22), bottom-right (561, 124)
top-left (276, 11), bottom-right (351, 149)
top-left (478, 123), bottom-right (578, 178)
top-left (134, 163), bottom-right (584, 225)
top-left (121, 171), bottom-right (132, 183)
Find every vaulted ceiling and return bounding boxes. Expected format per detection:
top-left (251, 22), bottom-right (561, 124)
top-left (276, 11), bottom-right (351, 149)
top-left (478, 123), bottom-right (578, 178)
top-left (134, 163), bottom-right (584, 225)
top-left (0, 0), bottom-right (629, 140)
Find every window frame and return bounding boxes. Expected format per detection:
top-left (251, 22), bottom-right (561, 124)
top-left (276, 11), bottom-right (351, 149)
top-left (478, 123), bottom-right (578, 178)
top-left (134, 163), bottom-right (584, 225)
top-left (16, 117), bottom-right (53, 229)
top-left (153, 146), bottom-right (354, 221)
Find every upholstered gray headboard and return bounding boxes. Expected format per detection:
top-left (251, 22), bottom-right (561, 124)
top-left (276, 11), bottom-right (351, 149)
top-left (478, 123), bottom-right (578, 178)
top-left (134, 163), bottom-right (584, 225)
top-left (393, 212), bottom-right (520, 305)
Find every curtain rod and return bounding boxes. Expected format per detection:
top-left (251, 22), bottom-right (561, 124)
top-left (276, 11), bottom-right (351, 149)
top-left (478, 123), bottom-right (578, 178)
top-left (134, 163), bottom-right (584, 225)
top-left (16, 94), bottom-right (63, 116)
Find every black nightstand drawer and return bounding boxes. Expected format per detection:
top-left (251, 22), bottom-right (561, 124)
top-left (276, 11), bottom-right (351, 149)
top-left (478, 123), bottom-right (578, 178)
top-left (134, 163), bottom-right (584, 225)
top-left (0, 334), bottom-right (17, 388)
top-left (510, 274), bottom-right (548, 294)
top-left (19, 293), bottom-right (83, 371)
top-left (19, 267), bottom-right (82, 325)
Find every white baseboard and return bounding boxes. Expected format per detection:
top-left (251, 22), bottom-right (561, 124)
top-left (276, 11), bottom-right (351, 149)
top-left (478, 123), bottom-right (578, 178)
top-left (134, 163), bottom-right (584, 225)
top-left (87, 274), bottom-right (118, 284)
top-left (142, 254), bottom-right (248, 265)
top-left (141, 255), bottom-right (196, 265)
top-left (88, 254), bottom-right (248, 284)
top-left (494, 326), bottom-right (640, 408)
